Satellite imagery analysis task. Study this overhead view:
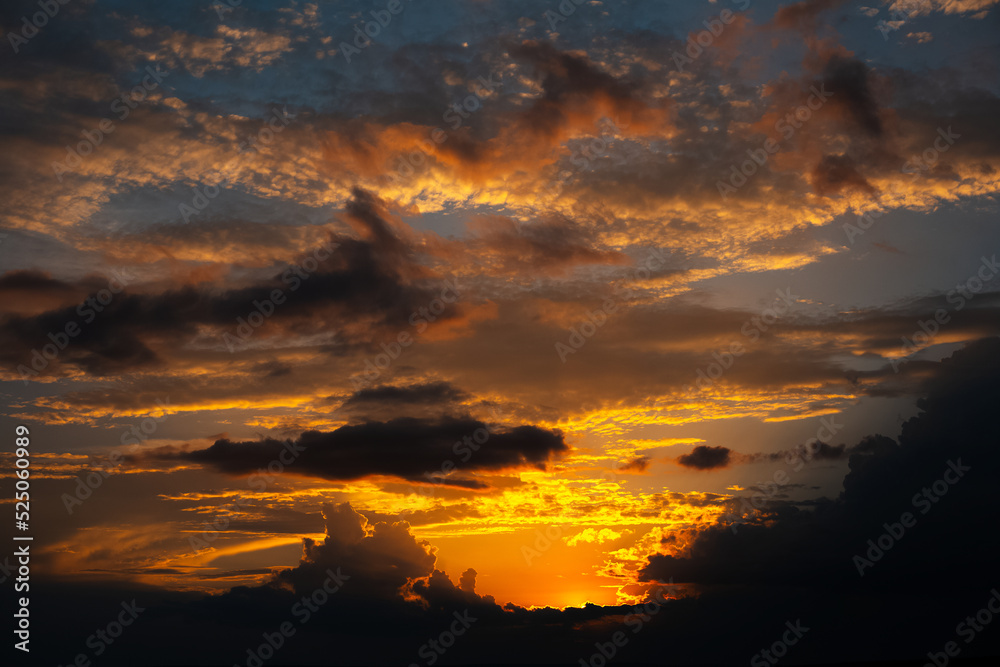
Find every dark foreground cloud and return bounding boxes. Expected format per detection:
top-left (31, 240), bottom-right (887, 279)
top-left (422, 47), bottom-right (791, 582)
top-left (23, 503), bottom-right (645, 666)
top-left (644, 337), bottom-right (1000, 595)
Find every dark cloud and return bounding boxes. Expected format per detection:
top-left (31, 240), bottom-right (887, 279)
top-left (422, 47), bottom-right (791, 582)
top-left (810, 154), bottom-right (876, 195)
top-left (468, 215), bottom-right (630, 276)
top-left (0, 269), bottom-right (72, 291)
top-left (741, 441), bottom-right (851, 465)
top-left (0, 188), bottom-right (462, 376)
top-left (459, 567), bottom-right (478, 593)
top-left (772, 0), bottom-right (847, 32)
top-left (275, 503), bottom-right (438, 602)
top-left (251, 360), bottom-right (293, 378)
top-left (807, 441), bottom-right (848, 459)
top-left (507, 39), bottom-right (643, 137)
top-left (619, 455), bottom-right (652, 472)
top-left (822, 56), bottom-right (884, 137)
top-left (511, 40), bottom-right (636, 102)
top-left (25, 503), bottom-right (649, 665)
top-left (339, 381), bottom-right (469, 411)
top-left (142, 416), bottom-right (566, 487)
top-left (676, 445), bottom-right (732, 470)
top-left (334, 380), bottom-right (477, 422)
top-left (643, 338), bottom-right (1000, 594)
top-left (0, 269), bottom-right (125, 315)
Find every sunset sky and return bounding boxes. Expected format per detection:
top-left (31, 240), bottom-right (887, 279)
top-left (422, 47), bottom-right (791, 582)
top-left (2, 0), bottom-right (1000, 665)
